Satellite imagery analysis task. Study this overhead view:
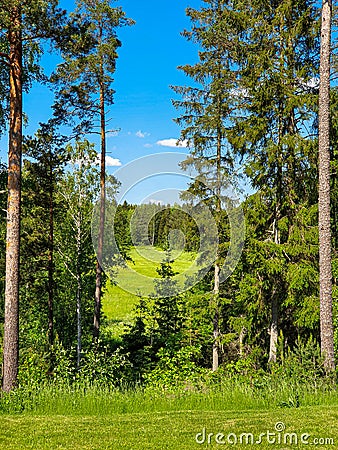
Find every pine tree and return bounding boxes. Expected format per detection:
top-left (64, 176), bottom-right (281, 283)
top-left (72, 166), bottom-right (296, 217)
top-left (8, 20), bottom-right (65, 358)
top-left (2, 2), bottom-right (22, 393)
top-left (52, 0), bottom-right (134, 341)
top-left (0, 0), bottom-right (66, 392)
top-left (318, 0), bottom-right (335, 371)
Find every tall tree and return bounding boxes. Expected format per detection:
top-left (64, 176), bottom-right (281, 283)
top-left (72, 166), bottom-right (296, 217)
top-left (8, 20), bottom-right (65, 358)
top-left (2, 1), bottom-right (23, 393)
top-left (318, 0), bottom-right (335, 371)
top-left (231, 0), bottom-right (319, 362)
top-left (0, 163), bottom-right (7, 325)
top-left (172, 0), bottom-right (242, 371)
top-left (22, 125), bottom-right (66, 348)
top-left (55, 140), bottom-right (120, 359)
top-left (53, 0), bottom-right (134, 341)
top-left (0, 0), bottom-right (66, 392)
top-left (57, 140), bottom-right (99, 367)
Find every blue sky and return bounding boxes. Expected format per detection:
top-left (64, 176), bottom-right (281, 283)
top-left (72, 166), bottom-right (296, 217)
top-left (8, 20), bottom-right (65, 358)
top-left (0, 0), bottom-right (206, 203)
top-left (1, 4), bottom-right (200, 163)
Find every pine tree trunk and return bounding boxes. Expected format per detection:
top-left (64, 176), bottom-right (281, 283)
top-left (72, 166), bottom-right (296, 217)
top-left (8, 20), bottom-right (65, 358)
top-left (93, 58), bottom-right (106, 341)
top-left (2, 6), bottom-right (22, 393)
top-left (318, 0), bottom-right (335, 371)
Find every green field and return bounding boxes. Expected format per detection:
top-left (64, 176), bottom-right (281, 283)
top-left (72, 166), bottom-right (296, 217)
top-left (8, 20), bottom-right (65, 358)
top-left (102, 246), bottom-right (197, 335)
top-left (1, 397), bottom-right (337, 449)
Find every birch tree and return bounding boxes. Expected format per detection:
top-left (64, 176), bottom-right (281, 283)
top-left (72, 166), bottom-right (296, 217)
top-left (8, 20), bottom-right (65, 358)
top-left (56, 140), bottom-right (99, 367)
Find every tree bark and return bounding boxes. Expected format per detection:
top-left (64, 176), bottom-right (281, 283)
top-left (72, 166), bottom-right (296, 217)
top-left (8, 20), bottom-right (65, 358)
top-left (47, 156), bottom-right (54, 346)
top-left (212, 117), bottom-right (222, 372)
top-left (269, 290), bottom-right (278, 363)
top-left (2, 5), bottom-right (23, 393)
top-left (76, 220), bottom-right (82, 369)
top-left (212, 263), bottom-right (220, 372)
top-left (318, 0), bottom-right (335, 371)
top-left (269, 219), bottom-right (279, 364)
top-left (93, 43), bottom-right (106, 341)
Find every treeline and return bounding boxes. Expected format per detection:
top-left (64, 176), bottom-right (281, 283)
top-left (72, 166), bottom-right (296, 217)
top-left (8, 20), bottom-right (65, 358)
top-left (116, 202), bottom-right (200, 252)
top-left (0, 0), bottom-right (337, 393)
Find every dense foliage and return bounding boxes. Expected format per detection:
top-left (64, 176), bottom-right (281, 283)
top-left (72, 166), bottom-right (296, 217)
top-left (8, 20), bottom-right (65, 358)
top-left (0, 0), bottom-right (337, 392)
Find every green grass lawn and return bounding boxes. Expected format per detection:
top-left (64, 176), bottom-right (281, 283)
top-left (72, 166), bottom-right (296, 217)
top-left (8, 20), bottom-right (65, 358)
top-left (1, 405), bottom-right (337, 449)
top-left (1, 385), bottom-right (337, 449)
top-left (102, 246), bottom-right (197, 336)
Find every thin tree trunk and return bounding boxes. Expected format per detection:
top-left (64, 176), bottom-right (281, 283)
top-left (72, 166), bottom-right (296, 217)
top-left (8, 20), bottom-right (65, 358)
top-left (212, 263), bottom-right (220, 372)
top-left (48, 157), bottom-right (54, 346)
top-left (212, 118), bottom-right (222, 372)
top-left (318, 0), bottom-right (335, 371)
top-left (2, 5), bottom-right (22, 393)
top-left (268, 219), bottom-right (279, 364)
top-left (76, 276), bottom-right (82, 369)
top-left (93, 50), bottom-right (106, 341)
top-left (268, 76), bottom-right (283, 363)
top-left (239, 326), bottom-right (246, 358)
top-left (76, 223), bottom-right (82, 369)
top-left (269, 294), bottom-right (278, 363)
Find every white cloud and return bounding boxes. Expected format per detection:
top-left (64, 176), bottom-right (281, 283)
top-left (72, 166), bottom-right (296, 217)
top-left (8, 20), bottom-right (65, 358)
top-left (297, 77), bottom-right (319, 91)
top-left (156, 138), bottom-right (189, 148)
top-left (230, 87), bottom-right (249, 99)
top-left (105, 155), bottom-right (122, 167)
top-left (136, 130), bottom-right (150, 138)
top-left (73, 153), bottom-right (122, 168)
top-left (144, 143), bottom-right (153, 148)
top-left (94, 154), bottom-right (122, 167)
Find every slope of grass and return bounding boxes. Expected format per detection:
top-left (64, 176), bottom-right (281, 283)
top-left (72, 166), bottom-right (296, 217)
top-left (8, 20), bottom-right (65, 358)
top-left (102, 246), bottom-right (196, 334)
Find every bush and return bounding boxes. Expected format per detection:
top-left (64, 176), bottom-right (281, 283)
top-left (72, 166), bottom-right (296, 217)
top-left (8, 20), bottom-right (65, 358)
top-left (143, 346), bottom-right (208, 392)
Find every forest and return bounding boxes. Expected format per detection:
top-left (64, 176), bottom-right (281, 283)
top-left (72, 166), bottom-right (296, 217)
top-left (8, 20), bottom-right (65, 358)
top-left (0, 1), bottom-right (338, 448)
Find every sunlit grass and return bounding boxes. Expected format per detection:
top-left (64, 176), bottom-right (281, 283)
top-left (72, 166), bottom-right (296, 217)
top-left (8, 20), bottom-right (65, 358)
top-left (102, 246), bottom-right (196, 326)
top-left (0, 385), bottom-right (337, 449)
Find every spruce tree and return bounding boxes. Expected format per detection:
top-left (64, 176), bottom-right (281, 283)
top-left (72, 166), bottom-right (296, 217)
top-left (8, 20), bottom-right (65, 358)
top-left (22, 125), bottom-right (66, 348)
top-left (231, 0), bottom-right (319, 362)
top-left (172, 0), bottom-right (242, 370)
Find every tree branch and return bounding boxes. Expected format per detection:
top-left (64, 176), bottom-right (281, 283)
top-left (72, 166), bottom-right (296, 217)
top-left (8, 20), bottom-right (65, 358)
top-left (0, 52), bottom-right (10, 67)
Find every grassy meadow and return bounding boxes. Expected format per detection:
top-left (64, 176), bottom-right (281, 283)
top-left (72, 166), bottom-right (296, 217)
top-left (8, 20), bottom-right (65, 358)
top-left (0, 386), bottom-right (337, 449)
top-left (102, 246), bottom-right (197, 337)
